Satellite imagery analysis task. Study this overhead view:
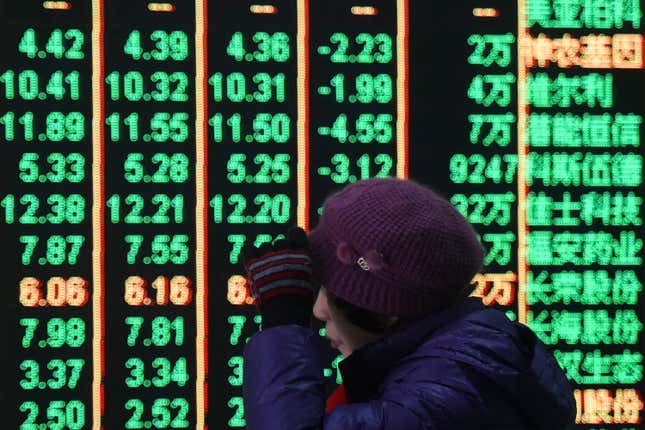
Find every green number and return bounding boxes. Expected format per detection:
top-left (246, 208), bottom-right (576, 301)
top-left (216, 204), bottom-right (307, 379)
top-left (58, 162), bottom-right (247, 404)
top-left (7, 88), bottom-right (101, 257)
top-left (125, 357), bottom-right (145, 388)
top-left (124, 30), bottom-right (143, 59)
top-left (19, 401), bottom-right (39, 429)
top-left (46, 153), bottom-right (65, 182)
top-left (125, 399), bottom-right (145, 429)
top-left (374, 33), bottom-right (392, 63)
top-left (253, 153), bottom-right (272, 183)
top-left (17, 194), bottom-right (38, 224)
top-left (66, 317), bottom-right (85, 347)
top-left (46, 71), bottom-right (64, 99)
top-left (105, 112), bottom-right (120, 140)
top-left (254, 73), bottom-right (272, 102)
top-left (18, 70), bottom-right (38, 100)
top-left (170, 235), bottom-right (189, 263)
top-left (271, 32), bottom-right (290, 62)
top-left (374, 113), bottom-right (393, 143)
top-left (46, 112), bottom-right (84, 142)
top-left (124, 71), bottom-right (144, 101)
top-left (227, 72), bottom-right (246, 102)
top-left (66, 359), bottom-right (84, 389)
top-left (330, 153), bottom-right (350, 183)
top-left (171, 316), bottom-right (184, 345)
top-left (253, 113), bottom-right (290, 143)
top-left (20, 318), bottom-right (38, 348)
top-left (125, 316), bottom-right (144, 346)
top-left (0, 111), bottom-right (15, 140)
top-left (209, 72), bottom-right (223, 101)
top-left (228, 356), bottom-right (243, 386)
top-left (170, 398), bottom-right (189, 428)
top-left (226, 153), bottom-right (246, 183)
top-left (47, 358), bottom-right (66, 389)
top-left (169, 31), bottom-right (188, 60)
top-left (228, 397), bottom-right (245, 427)
top-left (228, 315), bottom-right (246, 345)
top-left (18, 153), bottom-right (37, 183)
top-left (125, 234), bottom-right (144, 264)
top-left (253, 32), bottom-right (271, 62)
top-left (0, 70), bottom-right (15, 99)
top-left (64, 29), bottom-right (85, 59)
top-left (330, 73), bottom-right (344, 102)
top-left (46, 235), bottom-right (66, 264)
top-left (257, 194), bottom-right (290, 223)
top-left (170, 357), bottom-right (189, 387)
top-left (157, 193), bottom-right (184, 223)
top-left (228, 194), bottom-right (246, 224)
top-left (169, 72), bottom-right (188, 101)
top-left (18, 29), bottom-right (37, 58)
top-left (1, 194), bottom-right (15, 223)
top-left (151, 30), bottom-right (170, 60)
top-left (152, 398), bottom-right (172, 428)
top-left (330, 33), bottom-right (349, 63)
top-left (209, 194), bottom-right (223, 223)
top-left (356, 33), bottom-right (374, 63)
top-left (124, 153), bottom-right (144, 182)
top-left (48, 400), bottom-right (69, 430)
top-left (151, 235), bottom-right (171, 264)
top-left (19, 359), bottom-right (39, 389)
top-left (374, 153), bottom-right (393, 177)
top-left (47, 194), bottom-right (66, 224)
top-left (152, 357), bottom-right (171, 386)
top-left (47, 318), bottom-right (66, 347)
top-left (46, 29), bottom-right (64, 58)
top-left (271, 153), bottom-right (290, 183)
top-left (105, 71), bottom-right (120, 100)
top-left (150, 112), bottom-right (188, 142)
top-left (19, 235), bottom-right (38, 265)
top-left (124, 194), bottom-right (144, 224)
top-left (169, 153), bottom-right (189, 182)
top-left (355, 74), bottom-right (374, 103)
top-left (123, 112), bottom-right (139, 141)
top-left (227, 32), bottom-right (245, 61)
top-left (228, 234), bottom-right (245, 263)
top-left (356, 113), bottom-right (375, 143)
top-left (330, 114), bottom-right (348, 142)
top-left (106, 195), bottom-right (121, 223)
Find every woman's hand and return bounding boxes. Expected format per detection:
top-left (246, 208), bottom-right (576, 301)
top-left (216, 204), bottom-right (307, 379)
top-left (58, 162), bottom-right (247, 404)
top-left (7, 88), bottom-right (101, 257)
top-left (242, 226), bottom-right (316, 329)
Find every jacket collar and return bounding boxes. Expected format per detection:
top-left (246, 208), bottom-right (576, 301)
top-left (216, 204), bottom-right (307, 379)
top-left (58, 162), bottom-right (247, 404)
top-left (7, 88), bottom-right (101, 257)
top-left (338, 297), bottom-right (487, 403)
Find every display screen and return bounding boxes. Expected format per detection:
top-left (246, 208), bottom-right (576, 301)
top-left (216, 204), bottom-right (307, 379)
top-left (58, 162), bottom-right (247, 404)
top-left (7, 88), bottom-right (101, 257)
top-left (0, 0), bottom-right (643, 428)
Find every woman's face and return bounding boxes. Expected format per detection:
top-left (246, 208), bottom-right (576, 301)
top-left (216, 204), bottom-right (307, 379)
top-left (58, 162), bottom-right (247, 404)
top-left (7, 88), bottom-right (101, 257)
top-left (313, 287), bottom-right (392, 358)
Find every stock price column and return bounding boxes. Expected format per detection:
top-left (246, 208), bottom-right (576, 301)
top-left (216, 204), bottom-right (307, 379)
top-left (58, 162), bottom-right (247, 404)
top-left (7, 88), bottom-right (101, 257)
top-left (102, 2), bottom-right (198, 429)
top-left (308, 0), bottom-right (400, 221)
top-left (0, 2), bottom-right (93, 429)
top-left (209, 1), bottom-right (299, 427)
top-left (308, 0), bottom-right (403, 393)
top-left (458, 2), bottom-right (520, 320)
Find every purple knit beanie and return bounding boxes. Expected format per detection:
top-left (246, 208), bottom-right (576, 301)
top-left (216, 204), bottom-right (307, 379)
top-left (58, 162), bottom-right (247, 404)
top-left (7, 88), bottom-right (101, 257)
top-left (308, 178), bottom-right (485, 318)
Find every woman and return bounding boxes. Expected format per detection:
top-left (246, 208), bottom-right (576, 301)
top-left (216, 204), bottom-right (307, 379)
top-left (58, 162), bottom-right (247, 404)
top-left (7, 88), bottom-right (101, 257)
top-left (242, 178), bottom-right (576, 429)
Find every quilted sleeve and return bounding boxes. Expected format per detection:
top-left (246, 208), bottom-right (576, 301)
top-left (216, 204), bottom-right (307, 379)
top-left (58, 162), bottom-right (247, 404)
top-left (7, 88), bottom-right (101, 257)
top-left (244, 334), bottom-right (487, 430)
top-left (243, 325), bottom-right (327, 430)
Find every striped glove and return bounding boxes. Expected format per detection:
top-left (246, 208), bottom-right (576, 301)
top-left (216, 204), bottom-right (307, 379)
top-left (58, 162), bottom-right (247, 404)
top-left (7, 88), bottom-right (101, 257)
top-left (242, 227), bottom-right (316, 328)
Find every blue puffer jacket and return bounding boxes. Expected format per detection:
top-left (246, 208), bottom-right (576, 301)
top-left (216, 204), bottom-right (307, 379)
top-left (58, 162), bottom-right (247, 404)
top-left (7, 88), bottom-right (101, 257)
top-left (243, 297), bottom-right (577, 429)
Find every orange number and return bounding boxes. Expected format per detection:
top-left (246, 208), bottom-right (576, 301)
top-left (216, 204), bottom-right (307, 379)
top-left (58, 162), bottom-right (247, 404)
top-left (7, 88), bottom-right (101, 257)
top-left (124, 275), bottom-right (147, 306)
top-left (19, 277), bottom-right (42, 307)
top-left (169, 275), bottom-right (192, 305)
top-left (152, 275), bottom-right (169, 305)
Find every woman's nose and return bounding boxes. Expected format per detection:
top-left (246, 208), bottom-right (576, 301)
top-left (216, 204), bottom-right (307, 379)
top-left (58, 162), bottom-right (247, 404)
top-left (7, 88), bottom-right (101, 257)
top-left (312, 290), bottom-right (329, 321)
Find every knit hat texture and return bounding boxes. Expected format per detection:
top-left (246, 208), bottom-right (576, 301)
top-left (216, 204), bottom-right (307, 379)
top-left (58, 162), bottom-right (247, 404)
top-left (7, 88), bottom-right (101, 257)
top-left (308, 178), bottom-right (484, 318)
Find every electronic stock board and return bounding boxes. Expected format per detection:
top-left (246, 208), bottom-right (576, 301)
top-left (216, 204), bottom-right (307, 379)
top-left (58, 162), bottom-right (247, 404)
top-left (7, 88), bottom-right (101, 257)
top-left (0, 0), bottom-right (644, 428)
